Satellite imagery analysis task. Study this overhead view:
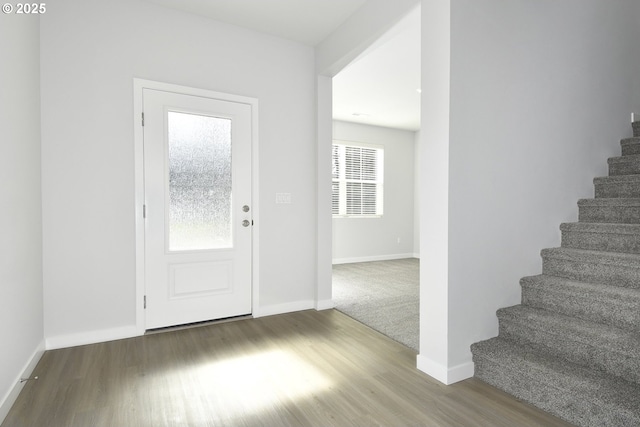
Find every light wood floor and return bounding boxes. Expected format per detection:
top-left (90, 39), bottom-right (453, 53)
top-left (3, 310), bottom-right (574, 427)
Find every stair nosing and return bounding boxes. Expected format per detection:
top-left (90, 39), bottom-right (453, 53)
top-left (541, 246), bottom-right (640, 263)
top-left (521, 274), bottom-right (640, 298)
top-left (578, 198), bottom-right (640, 206)
top-left (560, 222), bottom-right (640, 234)
top-left (608, 154), bottom-right (640, 164)
top-left (621, 137), bottom-right (640, 145)
top-left (594, 174), bottom-right (640, 184)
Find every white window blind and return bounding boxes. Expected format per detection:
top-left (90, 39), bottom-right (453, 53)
top-left (332, 142), bottom-right (384, 217)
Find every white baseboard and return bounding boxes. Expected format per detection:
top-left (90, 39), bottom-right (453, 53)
top-left (253, 300), bottom-right (315, 318)
top-left (632, 112), bottom-right (638, 122)
top-left (0, 340), bottom-right (45, 425)
top-left (416, 354), bottom-right (474, 385)
top-left (45, 298), bottom-right (334, 348)
top-left (412, 252), bottom-right (420, 259)
top-left (45, 325), bottom-right (141, 350)
top-left (332, 253), bottom-right (416, 265)
top-left (315, 299), bottom-right (335, 311)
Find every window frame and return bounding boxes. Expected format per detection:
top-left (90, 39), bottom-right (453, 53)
top-left (332, 140), bottom-right (384, 218)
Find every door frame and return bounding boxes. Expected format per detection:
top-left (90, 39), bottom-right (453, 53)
top-left (133, 78), bottom-right (260, 333)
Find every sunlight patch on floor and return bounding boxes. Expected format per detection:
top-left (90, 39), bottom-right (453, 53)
top-left (189, 350), bottom-right (333, 417)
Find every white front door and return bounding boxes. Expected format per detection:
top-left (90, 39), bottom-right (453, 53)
top-left (143, 88), bottom-right (252, 329)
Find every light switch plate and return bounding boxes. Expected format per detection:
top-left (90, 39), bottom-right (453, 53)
top-left (276, 193), bottom-right (292, 204)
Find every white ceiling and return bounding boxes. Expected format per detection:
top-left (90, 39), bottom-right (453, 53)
top-left (144, 0), bottom-right (420, 132)
top-left (332, 7), bottom-right (420, 131)
top-left (144, 0), bottom-right (367, 46)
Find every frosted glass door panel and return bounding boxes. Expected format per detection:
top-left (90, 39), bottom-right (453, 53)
top-left (167, 111), bottom-right (232, 251)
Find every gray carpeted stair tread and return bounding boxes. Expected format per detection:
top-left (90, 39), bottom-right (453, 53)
top-left (621, 137), bottom-right (640, 156)
top-left (560, 222), bottom-right (640, 253)
top-left (521, 274), bottom-right (640, 331)
top-left (578, 198), bottom-right (640, 223)
top-left (608, 154), bottom-right (640, 175)
top-left (541, 247), bottom-right (640, 287)
top-left (497, 305), bottom-right (640, 383)
top-left (472, 337), bottom-right (640, 427)
top-left (594, 175), bottom-right (640, 198)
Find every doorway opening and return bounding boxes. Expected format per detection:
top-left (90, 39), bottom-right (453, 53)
top-left (330, 7), bottom-right (421, 352)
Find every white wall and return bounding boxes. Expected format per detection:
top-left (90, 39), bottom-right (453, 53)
top-left (634, 1), bottom-right (640, 115)
top-left (445, 0), bottom-right (640, 369)
top-left (0, 13), bottom-right (44, 421)
top-left (41, 0), bottom-right (317, 344)
top-left (332, 121), bottom-right (416, 263)
top-left (413, 131), bottom-right (420, 256)
top-left (417, 0), bottom-right (452, 383)
top-left (316, 76), bottom-right (334, 308)
top-left (316, 0), bottom-right (420, 75)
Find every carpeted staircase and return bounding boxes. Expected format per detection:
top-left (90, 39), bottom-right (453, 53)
top-left (471, 121), bottom-right (640, 427)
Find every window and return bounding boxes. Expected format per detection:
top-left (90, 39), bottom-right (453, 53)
top-left (332, 141), bottom-right (384, 217)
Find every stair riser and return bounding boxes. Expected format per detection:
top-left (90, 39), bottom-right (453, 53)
top-left (541, 256), bottom-right (640, 288)
top-left (609, 160), bottom-right (640, 176)
top-left (579, 206), bottom-right (640, 224)
top-left (561, 230), bottom-right (640, 254)
top-left (633, 122), bottom-right (640, 138)
top-left (473, 355), bottom-right (639, 427)
top-left (595, 182), bottom-right (640, 198)
top-left (521, 287), bottom-right (640, 332)
top-left (498, 319), bottom-right (640, 384)
top-left (622, 144), bottom-right (640, 156)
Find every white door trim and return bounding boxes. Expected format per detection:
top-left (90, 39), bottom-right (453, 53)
top-left (133, 78), bottom-right (260, 334)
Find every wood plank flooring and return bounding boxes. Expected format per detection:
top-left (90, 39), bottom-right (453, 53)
top-left (2, 310), bottom-right (574, 427)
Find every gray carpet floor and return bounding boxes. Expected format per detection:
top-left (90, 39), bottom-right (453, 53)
top-left (332, 258), bottom-right (419, 352)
